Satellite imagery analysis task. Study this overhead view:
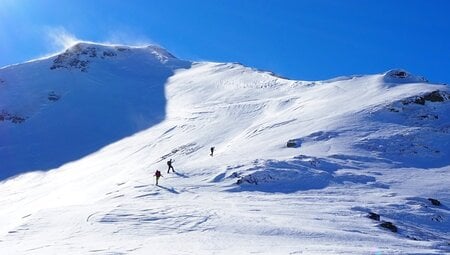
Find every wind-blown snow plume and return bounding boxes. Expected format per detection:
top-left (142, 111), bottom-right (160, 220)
top-left (45, 27), bottom-right (80, 51)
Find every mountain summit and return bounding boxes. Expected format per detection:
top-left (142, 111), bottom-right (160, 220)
top-left (0, 43), bottom-right (449, 254)
top-left (0, 42), bottom-right (190, 177)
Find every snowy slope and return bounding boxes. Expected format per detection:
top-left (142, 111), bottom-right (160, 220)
top-left (0, 43), bottom-right (449, 254)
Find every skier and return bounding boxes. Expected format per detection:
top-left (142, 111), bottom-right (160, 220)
top-left (154, 169), bottom-right (163, 185)
top-left (210, 146), bottom-right (215, 157)
top-left (167, 159), bottom-right (175, 173)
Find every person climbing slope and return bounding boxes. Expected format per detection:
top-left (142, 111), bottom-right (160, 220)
top-left (167, 159), bottom-right (175, 173)
top-left (154, 169), bottom-right (163, 185)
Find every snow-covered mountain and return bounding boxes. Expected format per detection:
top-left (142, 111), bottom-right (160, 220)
top-left (0, 43), bottom-right (190, 178)
top-left (0, 42), bottom-right (449, 254)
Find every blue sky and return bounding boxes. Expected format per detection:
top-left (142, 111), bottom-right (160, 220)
top-left (1, 0), bottom-right (449, 82)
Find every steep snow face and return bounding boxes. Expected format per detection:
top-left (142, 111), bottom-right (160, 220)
top-left (0, 42), bottom-right (190, 178)
top-left (0, 44), bottom-right (450, 254)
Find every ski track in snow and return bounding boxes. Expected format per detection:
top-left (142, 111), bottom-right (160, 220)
top-left (0, 43), bottom-right (449, 254)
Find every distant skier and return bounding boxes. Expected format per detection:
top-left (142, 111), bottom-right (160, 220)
top-left (154, 169), bottom-right (163, 185)
top-left (210, 146), bottom-right (215, 157)
top-left (167, 159), bottom-right (175, 173)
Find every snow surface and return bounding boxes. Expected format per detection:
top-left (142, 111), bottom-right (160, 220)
top-left (0, 42), bottom-right (449, 254)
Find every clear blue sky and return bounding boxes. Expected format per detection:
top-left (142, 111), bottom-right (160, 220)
top-left (1, 0), bottom-right (449, 82)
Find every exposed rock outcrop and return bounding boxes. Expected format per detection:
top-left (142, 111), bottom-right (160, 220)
top-left (428, 198), bottom-right (441, 206)
top-left (0, 111), bottom-right (27, 124)
top-left (379, 221), bottom-right (398, 233)
top-left (367, 212), bottom-right (380, 221)
top-left (402, 90), bottom-right (449, 106)
top-left (47, 91), bottom-right (61, 101)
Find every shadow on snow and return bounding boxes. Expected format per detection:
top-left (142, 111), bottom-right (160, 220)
top-left (225, 155), bottom-right (378, 194)
top-left (0, 48), bottom-right (191, 180)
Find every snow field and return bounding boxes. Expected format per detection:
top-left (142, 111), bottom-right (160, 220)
top-left (0, 43), bottom-right (449, 254)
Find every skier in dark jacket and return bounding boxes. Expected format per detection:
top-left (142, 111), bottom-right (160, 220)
top-left (154, 170), bottom-right (163, 185)
top-left (210, 146), bottom-right (215, 157)
top-left (167, 159), bottom-right (175, 173)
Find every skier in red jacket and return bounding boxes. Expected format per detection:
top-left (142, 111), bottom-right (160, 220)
top-left (154, 170), bottom-right (163, 185)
